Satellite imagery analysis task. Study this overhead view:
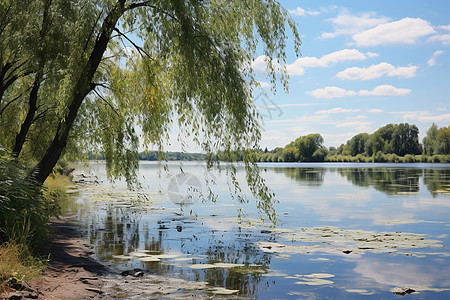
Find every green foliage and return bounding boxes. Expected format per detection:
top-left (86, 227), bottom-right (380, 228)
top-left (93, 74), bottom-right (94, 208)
top-left (364, 123), bottom-right (421, 156)
top-left (0, 150), bottom-right (60, 253)
top-left (281, 146), bottom-right (299, 162)
top-left (312, 147), bottom-right (329, 162)
top-left (422, 124), bottom-right (450, 155)
top-left (436, 126), bottom-right (450, 154)
top-left (294, 134), bottom-right (324, 162)
top-left (0, 0), bottom-right (302, 222)
top-left (345, 133), bottom-right (369, 156)
top-left (423, 123), bottom-right (439, 155)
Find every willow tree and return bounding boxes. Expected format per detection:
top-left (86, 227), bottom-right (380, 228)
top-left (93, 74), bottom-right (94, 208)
top-left (3, 0), bottom-right (300, 217)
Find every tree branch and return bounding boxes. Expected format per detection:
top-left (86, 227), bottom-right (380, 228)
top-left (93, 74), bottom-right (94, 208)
top-left (93, 89), bottom-right (120, 117)
top-left (0, 93), bottom-right (22, 116)
top-left (113, 27), bottom-right (154, 60)
top-left (83, 9), bottom-right (104, 52)
top-left (32, 107), bottom-right (52, 124)
top-left (126, 2), bottom-right (180, 24)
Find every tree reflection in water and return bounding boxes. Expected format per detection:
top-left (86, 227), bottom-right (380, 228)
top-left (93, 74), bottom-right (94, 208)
top-left (71, 194), bottom-right (274, 297)
top-left (274, 167), bottom-right (325, 186)
top-left (275, 165), bottom-right (450, 195)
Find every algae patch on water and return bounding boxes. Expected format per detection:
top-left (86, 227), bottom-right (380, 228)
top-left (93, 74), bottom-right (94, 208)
top-left (255, 226), bottom-right (445, 256)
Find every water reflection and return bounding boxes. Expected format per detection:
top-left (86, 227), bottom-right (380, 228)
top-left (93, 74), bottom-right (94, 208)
top-left (274, 167), bottom-right (325, 186)
top-left (274, 165), bottom-right (450, 196)
top-left (65, 163), bottom-right (450, 299)
top-left (353, 257), bottom-right (450, 291)
top-left (338, 168), bottom-right (421, 194)
top-left (69, 188), bottom-right (274, 298)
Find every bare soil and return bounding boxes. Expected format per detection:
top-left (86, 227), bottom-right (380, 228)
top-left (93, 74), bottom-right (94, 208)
top-left (3, 217), bottom-right (109, 300)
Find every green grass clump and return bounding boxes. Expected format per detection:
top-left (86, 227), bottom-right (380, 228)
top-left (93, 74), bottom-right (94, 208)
top-left (0, 149), bottom-right (69, 293)
top-left (0, 242), bottom-right (45, 294)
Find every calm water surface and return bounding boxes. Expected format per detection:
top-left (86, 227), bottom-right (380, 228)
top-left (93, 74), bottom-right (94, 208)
top-left (66, 162), bottom-right (450, 299)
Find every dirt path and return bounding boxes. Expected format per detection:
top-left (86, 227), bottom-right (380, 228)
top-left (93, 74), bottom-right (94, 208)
top-left (30, 217), bottom-right (108, 300)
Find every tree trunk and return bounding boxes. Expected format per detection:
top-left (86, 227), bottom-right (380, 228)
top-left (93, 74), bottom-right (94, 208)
top-left (29, 1), bottom-right (126, 185)
top-left (12, 74), bottom-right (40, 157)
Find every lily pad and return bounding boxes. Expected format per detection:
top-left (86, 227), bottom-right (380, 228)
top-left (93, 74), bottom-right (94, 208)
top-left (209, 287), bottom-right (239, 295)
top-left (295, 278), bottom-right (334, 286)
top-left (346, 289), bottom-right (374, 295)
top-left (139, 257), bottom-right (161, 262)
top-left (189, 264), bottom-right (216, 269)
top-left (296, 273), bottom-right (335, 279)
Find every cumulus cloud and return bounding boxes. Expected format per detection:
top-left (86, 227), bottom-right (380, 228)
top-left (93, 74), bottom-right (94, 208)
top-left (254, 49), bottom-right (376, 76)
top-left (286, 49), bottom-right (375, 76)
top-left (439, 25), bottom-right (450, 30)
top-left (288, 6), bottom-right (320, 16)
top-left (321, 9), bottom-right (391, 39)
top-left (358, 85), bottom-right (411, 96)
top-left (336, 120), bottom-right (372, 128)
top-left (309, 85), bottom-right (411, 99)
top-left (309, 86), bottom-right (355, 99)
top-left (353, 17), bottom-right (435, 46)
top-left (427, 50), bottom-right (445, 66)
top-left (368, 108), bottom-right (383, 113)
top-left (336, 62), bottom-right (417, 80)
top-left (315, 107), bottom-right (360, 115)
top-left (428, 34), bottom-right (450, 45)
top-left (392, 111), bottom-right (450, 123)
top-left (252, 55), bottom-right (280, 73)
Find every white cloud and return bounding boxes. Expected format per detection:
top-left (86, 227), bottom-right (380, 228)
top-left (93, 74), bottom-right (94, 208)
top-left (321, 9), bottom-right (391, 39)
top-left (319, 49), bottom-right (369, 65)
top-left (315, 108), bottom-right (360, 115)
top-left (392, 111), bottom-right (450, 123)
top-left (439, 25), bottom-right (450, 30)
top-left (367, 108), bottom-right (383, 113)
top-left (428, 34), bottom-right (450, 45)
top-left (336, 62), bottom-right (417, 80)
top-left (257, 103), bottom-right (317, 110)
top-left (286, 49), bottom-right (375, 76)
top-left (255, 49), bottom-right (376, 76)
top-left (353, 17), bottom-right (435, 47)
top-left (288, 7), bottom-right (320, 16)
top-left (265, 115), bottom-right (331, 125)
top-left (286, 63), bottom-right (305, 76)
top-left (358, 85), bottom-right (411, 96)
top-left (336, 120), bottom-right (372, 128)
top-left (252, 55), bottom-right (269, 72)
top-left (366, 52), bottom-right (379, 58)
top-left (335, 116), bottom-right (373, 132)
top-left (309, 85), bottom-right (411, 99)
top-left (427, 50), bottom-right (445, 66)
top-left (309, 86), bottom-right (355, 99)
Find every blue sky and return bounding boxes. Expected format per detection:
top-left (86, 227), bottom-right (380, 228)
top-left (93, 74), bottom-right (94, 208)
top-left (252, 0), bottom-right (450, 150)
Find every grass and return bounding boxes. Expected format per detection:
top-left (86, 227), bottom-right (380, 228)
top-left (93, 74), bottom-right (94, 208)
top-left (0, 150), bottom-right (71, 294)
top-left (0, 243), bottom-right (45, 294)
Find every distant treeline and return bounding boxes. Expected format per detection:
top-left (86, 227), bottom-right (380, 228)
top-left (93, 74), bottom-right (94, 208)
top-left (139, 151), bottom-right (205, 161)
top-left (90, 151), bottom-right (205, 161)
top-left (89, 123), bottom-right (449, 163)
top-left (220, 123), bottom-right (450, 163)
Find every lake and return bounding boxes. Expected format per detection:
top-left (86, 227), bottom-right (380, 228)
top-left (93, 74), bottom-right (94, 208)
top-left (65, 162), bottom-right (450, 299)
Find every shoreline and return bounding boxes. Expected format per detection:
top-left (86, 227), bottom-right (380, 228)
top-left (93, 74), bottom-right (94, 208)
top-left (29, 217), bottom-right (107, 300)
